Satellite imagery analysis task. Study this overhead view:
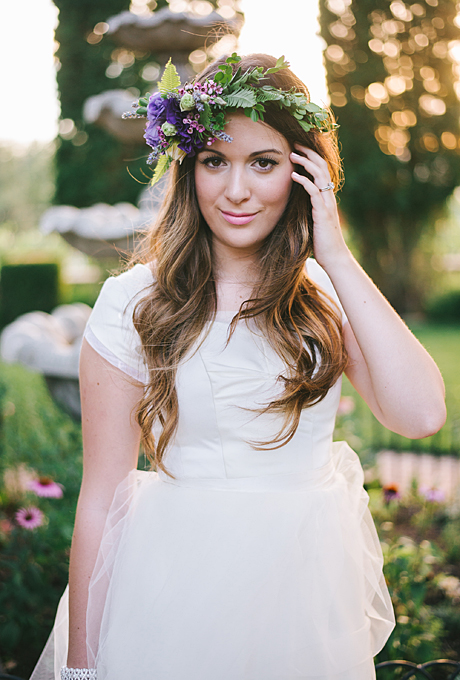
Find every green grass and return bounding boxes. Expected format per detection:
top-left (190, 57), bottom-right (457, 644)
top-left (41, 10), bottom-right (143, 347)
top-left (336, 323), bottom-right (460, 458)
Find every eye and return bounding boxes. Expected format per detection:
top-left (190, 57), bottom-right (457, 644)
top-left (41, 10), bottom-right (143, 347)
top-left (253, 156), bottom-right (279, 171)
top-left (199, 156), bottom-right (225, 168)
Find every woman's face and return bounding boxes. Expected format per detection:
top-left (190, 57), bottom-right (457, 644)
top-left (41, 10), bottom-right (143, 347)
top-left (194, 111), bottom-right (294, 257)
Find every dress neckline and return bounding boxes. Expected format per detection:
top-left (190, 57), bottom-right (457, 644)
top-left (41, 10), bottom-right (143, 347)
top-left (214, 311), bottom-right (240, 323)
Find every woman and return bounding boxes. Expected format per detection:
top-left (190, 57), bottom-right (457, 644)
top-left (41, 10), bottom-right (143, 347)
top-left (31, 54), bottom-right (446, 680)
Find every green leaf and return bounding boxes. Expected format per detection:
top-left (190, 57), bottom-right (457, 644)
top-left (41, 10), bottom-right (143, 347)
top-left (228, 66), bottom-right (242, 87)
top-left (150, 154), bottom-right (172, 186)
top-left (136, 106), bottom-right (147, 116)
top-left (214, 71), bottom-right (224, 82)
top-left (226, 52), bottom-right (241, 65)
top-left (265, 55), bottom-right (290, 75)
top-left (158, 58), bottom-right (181, 95)
top-left (225, 87), bottom-right (257, 108)
top-left (305, 102), bottom-right (323, 114)
top-left (249, 109), bottom-right (259, 122)
top-left (254, 103), bottom-right (265, 112)
top-left (297, 119), bottom-right (313, 133)
top-left (257, 87), bottom-right (284, 102)
top-left (200, 102), bottom-right (211, 128)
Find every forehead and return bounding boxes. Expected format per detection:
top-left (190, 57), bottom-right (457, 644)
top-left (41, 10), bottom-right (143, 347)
top-left (201, 110), bottom-right (290, 156)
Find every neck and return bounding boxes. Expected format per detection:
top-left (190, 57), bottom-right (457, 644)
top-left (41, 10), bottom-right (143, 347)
top-left (212, 241), bottom-right (260, 285)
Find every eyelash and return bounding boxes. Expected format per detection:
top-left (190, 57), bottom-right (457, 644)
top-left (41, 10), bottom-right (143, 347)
top-left (199, 156), bottom-right (279, 170)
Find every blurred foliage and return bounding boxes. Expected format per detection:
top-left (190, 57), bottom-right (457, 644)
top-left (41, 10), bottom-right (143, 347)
top-left (0, 144), bottom-right (55, 232)
top-left (0, 263), bottom-right (60, 329)
top-left (0, 224), bottom-right (74, 267)
top-left (53, 0), bottom-right (148, 208)
top-left (335, 322), bottom-right (460, 456)
top-left (319, 0), bottom-right (460, 313)
top-left (425, 289), bottom-right (460, 322)
top-left (0, 363), bottom-right (82, 677)
top-left (380, 538), bottom-right (445, 662)
top-left (369, 481), bottom-right (460, 661)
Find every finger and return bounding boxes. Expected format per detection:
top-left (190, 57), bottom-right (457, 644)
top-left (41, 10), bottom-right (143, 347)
top-left (294, 143), bottom-right (330, 173)
top-left (292, 171), bottom-right (326, 203)
top-left (290, 152), bottom-right (328, 184)
top-left (291, 154), bottom-right (336, 202)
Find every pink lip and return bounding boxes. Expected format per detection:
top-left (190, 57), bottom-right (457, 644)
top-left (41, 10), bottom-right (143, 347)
top-left (220, 210), bottom-right (258, 225)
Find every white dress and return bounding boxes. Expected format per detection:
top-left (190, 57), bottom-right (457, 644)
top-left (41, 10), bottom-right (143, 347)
top-left (30, 259), bottom-right (395, 680)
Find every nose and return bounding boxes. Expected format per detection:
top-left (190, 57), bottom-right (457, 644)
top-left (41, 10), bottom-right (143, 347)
top-left (223, 166), bottom-right (251, 204)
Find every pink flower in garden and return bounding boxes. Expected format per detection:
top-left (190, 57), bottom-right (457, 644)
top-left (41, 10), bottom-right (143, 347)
top-left (28, 476), bottom-right (63, 498)
top-left (419, 486), bottom-right (445, 503)
top-left (15, 506), bottom-right (44, 530)
top-left (337, 396), bottom-right (355, 416)
top-left (0, 519), bottom-right (13, 535)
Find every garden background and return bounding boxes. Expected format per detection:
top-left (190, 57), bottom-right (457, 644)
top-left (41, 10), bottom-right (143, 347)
top-left (1, 0), bottom-right (460, 676)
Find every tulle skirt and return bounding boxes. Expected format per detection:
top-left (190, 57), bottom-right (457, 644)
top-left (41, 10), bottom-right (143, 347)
top-left (30, 441), bottom-right (395, 680)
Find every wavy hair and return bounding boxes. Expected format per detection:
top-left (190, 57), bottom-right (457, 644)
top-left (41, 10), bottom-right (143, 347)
top-left (130, 53), bottom-right (347, 478)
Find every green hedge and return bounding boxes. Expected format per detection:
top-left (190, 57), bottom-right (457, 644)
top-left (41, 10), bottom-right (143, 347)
top-left (426, 290), bottom-right (460, 324)
top-left (0, 263), bottom-right (60, 328)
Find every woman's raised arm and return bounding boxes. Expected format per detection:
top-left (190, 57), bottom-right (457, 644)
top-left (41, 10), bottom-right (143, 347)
top-left (67, 339), bottom-right (144, 668)
top-left (291, 144), bottom-right (446, 439)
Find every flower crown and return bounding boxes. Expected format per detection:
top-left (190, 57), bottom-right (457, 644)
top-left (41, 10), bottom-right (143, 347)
top-left (123, 53), bottom-right (338, 185)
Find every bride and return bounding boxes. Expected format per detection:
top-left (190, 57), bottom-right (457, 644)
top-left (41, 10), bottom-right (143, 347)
top-left (31, 53), bottom-right (445, 680)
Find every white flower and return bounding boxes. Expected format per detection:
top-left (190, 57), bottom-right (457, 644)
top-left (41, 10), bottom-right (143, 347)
top-left (180, 94), bottom-right (195, 111)
top-left (161, 122), bottom-right (177, 137)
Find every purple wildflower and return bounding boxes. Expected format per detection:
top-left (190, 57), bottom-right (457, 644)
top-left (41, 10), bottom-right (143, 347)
top-left (419, 486), bottom-right (445, 503)
top-left (28, 476), bottom-right (63, 499)
top-left (15, 506), bottom-right (44, 530)
top-left (383, 484), bottom-right (400, 504)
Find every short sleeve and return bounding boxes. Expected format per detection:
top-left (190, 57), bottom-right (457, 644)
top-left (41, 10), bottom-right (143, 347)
top-left (83, 263), bottom-right (154, 383)
top-left (305, 258), bottom-right (348, 326)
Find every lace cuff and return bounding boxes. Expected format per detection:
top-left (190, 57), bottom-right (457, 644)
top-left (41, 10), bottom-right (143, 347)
top-left (60, 667), bottom-right (97, 679)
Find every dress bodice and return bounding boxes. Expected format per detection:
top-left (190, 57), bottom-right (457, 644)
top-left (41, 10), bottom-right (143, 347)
top-left (165, 314), bottom-right (342, 479)
top-left (83, 261), bottom-right (345, 482)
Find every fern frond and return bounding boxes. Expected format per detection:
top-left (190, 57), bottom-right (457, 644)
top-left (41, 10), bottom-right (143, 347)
top-left (150, 154), bottom-right (172, 186)
top-left (158, 59), bottom-right (181, 95)
top-left (225, 88), bottom-right (257, 108)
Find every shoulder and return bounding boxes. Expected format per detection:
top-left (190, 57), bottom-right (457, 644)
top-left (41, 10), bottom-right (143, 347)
top-left (83, 263), bottom-right (155, 383)
top-left (102, 262), bottom-right (155, 305)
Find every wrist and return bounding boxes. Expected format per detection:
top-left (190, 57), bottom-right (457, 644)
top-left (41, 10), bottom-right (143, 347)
top-left (315, 245), bottom-right (354, 276)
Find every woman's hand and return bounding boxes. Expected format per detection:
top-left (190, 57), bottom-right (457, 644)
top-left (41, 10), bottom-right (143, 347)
top-left (290, 143), bottom-right (348, 268)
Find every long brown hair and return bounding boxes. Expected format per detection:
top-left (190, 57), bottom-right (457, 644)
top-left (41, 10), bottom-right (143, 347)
top-left (131, 53), bottom-right (347, 478)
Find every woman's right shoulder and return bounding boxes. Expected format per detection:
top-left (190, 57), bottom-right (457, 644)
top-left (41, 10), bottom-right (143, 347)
top-left (111, 261), bottom-right (155, 294)
top-left (82, 262), bottom-right (155, 383)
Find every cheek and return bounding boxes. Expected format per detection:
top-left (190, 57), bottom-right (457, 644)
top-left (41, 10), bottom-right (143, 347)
top-left (263, 168), bottom-right (293, 213)
top-left (194, 166), bottom-right (207, 210)
top-left (194, 166), bottom-right (222, 214)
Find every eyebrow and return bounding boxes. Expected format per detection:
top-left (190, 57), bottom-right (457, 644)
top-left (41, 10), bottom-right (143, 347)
top-left (198, 148), bottom-right (284, 158)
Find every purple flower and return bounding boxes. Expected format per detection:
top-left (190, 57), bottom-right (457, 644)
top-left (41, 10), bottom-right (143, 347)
top-left (28, 476), bottom-right (63, 499)
top-left (15, 506), bottom-right (44, 530)
top-left (177, 134), bottom-right (204, 156)
top-left (144, 121), bottom-right (162, 148)
top-left (419, 486), bottom-right (445, 503)
top-left (383, 484), bottom-right (400, 504)
top-left (146, 92), bottom-right (167, 125)
top-left (145, 91), bottom-right (208, 157)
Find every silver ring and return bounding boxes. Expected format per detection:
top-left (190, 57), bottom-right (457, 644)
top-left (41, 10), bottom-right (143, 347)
top-left (319, 182), bottom-right (335, 192)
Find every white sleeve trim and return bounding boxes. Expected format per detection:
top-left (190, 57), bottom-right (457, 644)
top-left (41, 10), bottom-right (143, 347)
top-left (83, 324), bottom-right (146, 383)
